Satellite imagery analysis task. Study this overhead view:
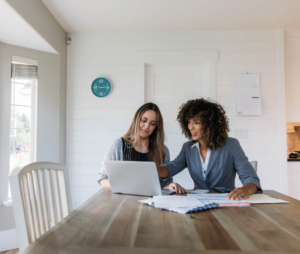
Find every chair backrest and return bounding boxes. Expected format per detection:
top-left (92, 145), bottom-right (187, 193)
top-left (9, 162), bottom-right (72, 252)
top-left (249, 161), bottom-right (258, 173)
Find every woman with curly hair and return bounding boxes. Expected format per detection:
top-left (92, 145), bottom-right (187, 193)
top-left (157, 98), bottom-right (262, 200)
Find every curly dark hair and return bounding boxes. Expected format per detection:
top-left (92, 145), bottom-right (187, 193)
top-left (177, 98), bottom-right (230, 151)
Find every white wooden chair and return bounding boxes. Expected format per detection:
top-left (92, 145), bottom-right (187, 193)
top-left (249, 161), bottom-right (258, 173)
top-left (9, 162), bottom-right (72, 252)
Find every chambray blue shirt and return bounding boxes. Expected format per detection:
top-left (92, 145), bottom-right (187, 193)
top-left (191, 142), bottom-right (211, 181)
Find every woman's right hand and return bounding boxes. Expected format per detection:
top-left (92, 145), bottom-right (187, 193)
top-left (167, 183), bottom-right (187, 194)
top-left (100, 178), bottom-right (111, 188)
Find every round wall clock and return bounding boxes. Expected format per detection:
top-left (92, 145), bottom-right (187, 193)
top-left (91, 77), bottom-right (112, 98)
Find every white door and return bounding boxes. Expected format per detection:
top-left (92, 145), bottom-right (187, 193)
top-left (145, 64), bottom-right (210, 189)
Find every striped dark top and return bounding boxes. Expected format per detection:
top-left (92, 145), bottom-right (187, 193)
top-left (122, 138), bottom-right (149, 162)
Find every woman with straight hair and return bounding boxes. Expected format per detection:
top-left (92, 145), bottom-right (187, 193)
top-left (98, 102), bottom-right (186, 193)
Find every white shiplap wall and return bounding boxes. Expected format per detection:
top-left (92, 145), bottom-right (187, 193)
top-left (67, 30), bottom-right (285, 207)
top-left (285, 30), bottom-right (300, 122)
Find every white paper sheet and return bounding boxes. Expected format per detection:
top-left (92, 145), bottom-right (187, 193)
top-left (153, 196), bottom-right (204, 208)
top-left (190, 189), bottom-right (209, 194)
top-left (138, 197), bottom-right (219, 214)
top-left (188, 193), bottom-right (246, 204)
top-left (188, 193), bottom-right (289, 204)
top-left (247, 194), bottom-right (289, 204)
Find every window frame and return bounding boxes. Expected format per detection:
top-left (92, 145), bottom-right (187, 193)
top-left (7, 56), bottom-right (38, 199)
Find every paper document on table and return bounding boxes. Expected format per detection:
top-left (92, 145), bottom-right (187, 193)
top-left (247, 194), bottom-right (288, 204)
top-left (188, 193), bottom-right (247, 204)
top-left (138, 198), bottom-right (154, 205)
top-left (188, 193), bottom-right (289, 204)
top-left (153, 196), bottom-right (204, 208)
top-left (190, 189), bottom-right (209, 194)
top-left (188, 193), bottom-right (228, 197)
top-left (138, 196), bottom-right (219, 214)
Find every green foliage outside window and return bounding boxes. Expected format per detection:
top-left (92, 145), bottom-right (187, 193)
top-left (12, 112), bottom-right (30, 150)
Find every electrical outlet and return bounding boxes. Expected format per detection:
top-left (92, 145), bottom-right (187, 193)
top-left (234, 128), bottom-right (248, 139)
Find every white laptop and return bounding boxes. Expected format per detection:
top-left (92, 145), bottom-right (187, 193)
top-left (104, 161), bottom-right (173, 196)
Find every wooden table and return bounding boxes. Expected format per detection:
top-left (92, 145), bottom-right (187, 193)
top-left (20, 190), bottom-right (300, 254)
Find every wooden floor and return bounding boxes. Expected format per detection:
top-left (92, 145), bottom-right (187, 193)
top-left (0, 249), bottom-right (18, 254)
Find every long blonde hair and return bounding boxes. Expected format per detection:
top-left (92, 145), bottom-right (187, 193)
top-left (123, 103), bottom-right (165, 166)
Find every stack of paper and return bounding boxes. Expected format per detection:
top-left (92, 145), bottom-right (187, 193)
top-left (139, 196), bottom-right (219, 214)
top-left (139, 193), bottom-right (288, 214)
top-left (190, 189), bottom-right (209, 194)
top-left (188, 193), bottom-right (247, 204)
top-left (188, 193), bottom-right (289, 204)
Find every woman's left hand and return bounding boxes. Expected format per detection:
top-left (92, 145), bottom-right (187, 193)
top-left (227, 187), bottom-right (249, 200)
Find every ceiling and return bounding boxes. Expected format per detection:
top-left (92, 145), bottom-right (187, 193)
top-left (42, 0), bottom-right (300, 33)
top-left (0, 1), bottom-right (56, 53)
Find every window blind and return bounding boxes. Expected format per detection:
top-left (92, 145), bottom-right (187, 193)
top-left (11, 64), bottom-right (38, 79)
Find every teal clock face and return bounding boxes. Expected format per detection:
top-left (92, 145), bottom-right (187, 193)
top-left (91, 78), bottom-right (112, 98)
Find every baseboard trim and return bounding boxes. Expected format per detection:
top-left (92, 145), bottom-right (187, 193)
top-left (0, 229), bottom-right (18, 252)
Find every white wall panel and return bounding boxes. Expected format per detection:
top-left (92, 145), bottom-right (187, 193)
top-left (67, 153), bottom-right (105, 164)
top-left (165, 134), bottom-right (189, 144)
top-left (67, 65), bottom-right (138, 77)
top-left (217, 74), bottom-right (276, 86)
top-left (67, 119), bottom-right (132, 131)
top-left (68, 165), bottom-right (99, 176)
top-left (257, 166), bottom-right (281, 177)
top-left (219, 51), bottom-right (276, 63)
top-left (229, 130), bottom-right (279, 142)
top-left (67, 30), bottom-right (284, 204)
top-left (258, 177), bottom-right (281, 190)
top-left (67, 76), bottom-right (137, 87)
top-left (239, 141), bottom-right (279, 154)
top-left (154, 74), bottom-right (198, 95)
top-left (217, 63), bottom-right (276, 74)
top-left (229, 119), bottom-right (278, 131)
top-left (67, 141), bottom-right (115, 154)
top-left (69, 175), bottom-right (100, 187)
top-left (68, 41), bottom-right (276, 55)
top-left (67, 53), bottom-right (136, 66)
top-left (67, 97), bottom-right (139, 109)
top-left (285, 33), bottom-right (300, 122)
top-left (67, 130), bottom-right (124, 142)
top-left (70, 30), bottom-right (275, 44)
top-left (67, 108), bottom-right (137, 120)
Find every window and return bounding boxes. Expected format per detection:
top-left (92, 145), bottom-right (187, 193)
top-left (8, 56), bottom-right (38, 198)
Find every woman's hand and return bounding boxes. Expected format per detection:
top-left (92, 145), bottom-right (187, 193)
top-left (167, 183), bottom-right (187, 194)
top-left (227, 183), bottom-right (258, 200)
top-left (100, 178), bottom-right (111, 189)
top-left (227, 187), bottom-right (249, 200)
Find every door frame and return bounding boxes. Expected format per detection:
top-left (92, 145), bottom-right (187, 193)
top-left (136, 50), bottom-right (218, 106)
